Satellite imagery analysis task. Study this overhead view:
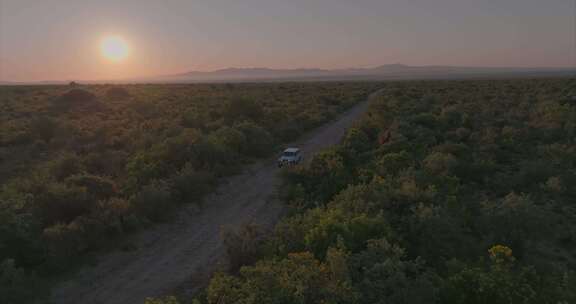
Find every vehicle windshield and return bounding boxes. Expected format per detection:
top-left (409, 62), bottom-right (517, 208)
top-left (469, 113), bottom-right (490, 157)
top-left (282, 151), bottom-right (297, 157)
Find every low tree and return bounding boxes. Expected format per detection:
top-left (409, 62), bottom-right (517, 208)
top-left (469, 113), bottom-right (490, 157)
top-left (207, 251), bottom-right (357, 304)
top-left (65, 174), bottom-right (117, 201)
top-left (48, 153), bottom-right (85, 181)
top-left (169, 163), bottom-right (215, 204)
top-left (349, 239), bottom-right (439, 304)
top-left (223, 98), bottom-right (263, 124)
top-left (440, 245), bottom-right (543, 304)
top-left (53, 89), bottom-right (98, 110)
top-left (221, 223), bottom-right (266, 273)
top-left (29, 116), bottom-right (58, 143)
top-left (235, 121), bottom-right (275, 157)
top-left (132, 181), bottom-right (172, 222)
top-left (106, 87), bottom-right (130, 100)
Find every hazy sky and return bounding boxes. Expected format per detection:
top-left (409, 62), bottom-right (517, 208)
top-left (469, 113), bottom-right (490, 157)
top-left (1, 0), bottom-right (574, 81)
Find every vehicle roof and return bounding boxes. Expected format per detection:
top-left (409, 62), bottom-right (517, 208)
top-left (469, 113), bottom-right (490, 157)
top-left (284, 147), bottom-right (300, 153)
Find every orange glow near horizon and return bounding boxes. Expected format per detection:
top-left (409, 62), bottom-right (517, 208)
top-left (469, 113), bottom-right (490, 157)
top-left (1, 0), bottom-right (574, 82)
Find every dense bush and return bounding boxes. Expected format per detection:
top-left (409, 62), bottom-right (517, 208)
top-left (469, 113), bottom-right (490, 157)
top-left (234, 121), bottom-right (274, 157)
top-left (207, 250), bottom-right (357, 304)
top-left (132, 181), bottom-right (173, 222)
top-left (144, 296), bottom-right (181, 304)
top-left (221, 224), bottom-right (266, 273)
top-left (0, 82), bottom-right (378, 296)
top-left (57, 89), bottom-right (96, 104)
top-left (169, 164), bottom-right (215, 204)
top-left (223, 98), bottom-right (263, 124)
top-left (203, 78), bottom-right (576, 303)
top-left (0, 259), bottom-right (39, 304)
top-left (106, 87), bottom-right (130, 100)
top-left (53, 89), bottom-right (99, 110)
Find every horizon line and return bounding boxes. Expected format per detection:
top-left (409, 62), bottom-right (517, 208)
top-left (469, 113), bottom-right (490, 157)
top-left (2, 63), bottom-right (575, 84)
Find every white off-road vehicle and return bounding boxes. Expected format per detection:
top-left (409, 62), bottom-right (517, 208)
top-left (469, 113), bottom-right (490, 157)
top-left (278, 147), bottom-right (303, 167)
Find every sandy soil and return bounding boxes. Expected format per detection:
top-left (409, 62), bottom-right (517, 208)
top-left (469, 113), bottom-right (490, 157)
top-left (50, 90), bottom-right (381, 304)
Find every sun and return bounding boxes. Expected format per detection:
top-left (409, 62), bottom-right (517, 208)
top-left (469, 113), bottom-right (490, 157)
top-left (100, 35), bottom-right (130, 62)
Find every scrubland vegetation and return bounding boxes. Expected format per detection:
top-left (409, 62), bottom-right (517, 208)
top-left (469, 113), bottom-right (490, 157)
top-left (0, 82), bottom-right (378, 301)
top-left (196, 78), bottom-right (576, 304)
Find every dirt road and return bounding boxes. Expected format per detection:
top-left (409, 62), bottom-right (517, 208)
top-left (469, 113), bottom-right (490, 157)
top-left (50, 90), bottom-right (381, 304)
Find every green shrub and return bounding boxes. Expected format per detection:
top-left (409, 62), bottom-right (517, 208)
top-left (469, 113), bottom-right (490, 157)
top-left (169, 164), bottom-right (215, 204)
top-left (207, 251), bottom-right (357, 304)
top-left (48, 153), bottom-right (84, 181)
top-left (209, 127), bottom-right (246, 155)
top-left (438, 245), bottom-right (552, 304)
top-left (29, 116), bottom-right (58, 143)
top-left (32, 182), bottom-right (94, 226)
top-left (53, 89), bottom-right (98, 110)
top-left (0, 259), bottom-right (39, 304)
top-left (132, 181), bottom-right (172, 222)
top-left (376, 151), bottom-right (412, 176)
top-left (144, 296), bottom-right (181, 304)
top-left (57, 89), bottom-right (95, 103)
top-left (299, 149), bottom-right (350, 202)
top-left (343, 127), bottom-right (373, 155)
top-left (106, 87), bottom-right (130, 100)
top-left (423, 151), bottom-right (458, 176)
top-left (65, 174), bottom-right (117, 200)
top-left (93, 197), bottom-right (133, 234)
top-left (304, 209), bottom-right (392, 258)
top-left (0, 195), bottom-right (45, 268)
top-left (223, 98), bottom-right (263, 124)
top-left (349, 239), bottom-right (439, 304)
top-left (125, 152), bottom-right (166, 192)
top-left (0, 82), bottom-right (378, 288)
top-left (235, 121), bottom-right (275, 157)
top-left (221, 223), bottom-right (266, 273)
top-left (202, 78), bottom-right (576, 304)
top-left (43, 221), bottom-right (84, 265)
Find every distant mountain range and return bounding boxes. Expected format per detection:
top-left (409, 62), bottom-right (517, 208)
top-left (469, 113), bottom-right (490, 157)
top-left (2, 64), bottom-right (574, 85)
top-left (161, 64), bottom-right (575, 82)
